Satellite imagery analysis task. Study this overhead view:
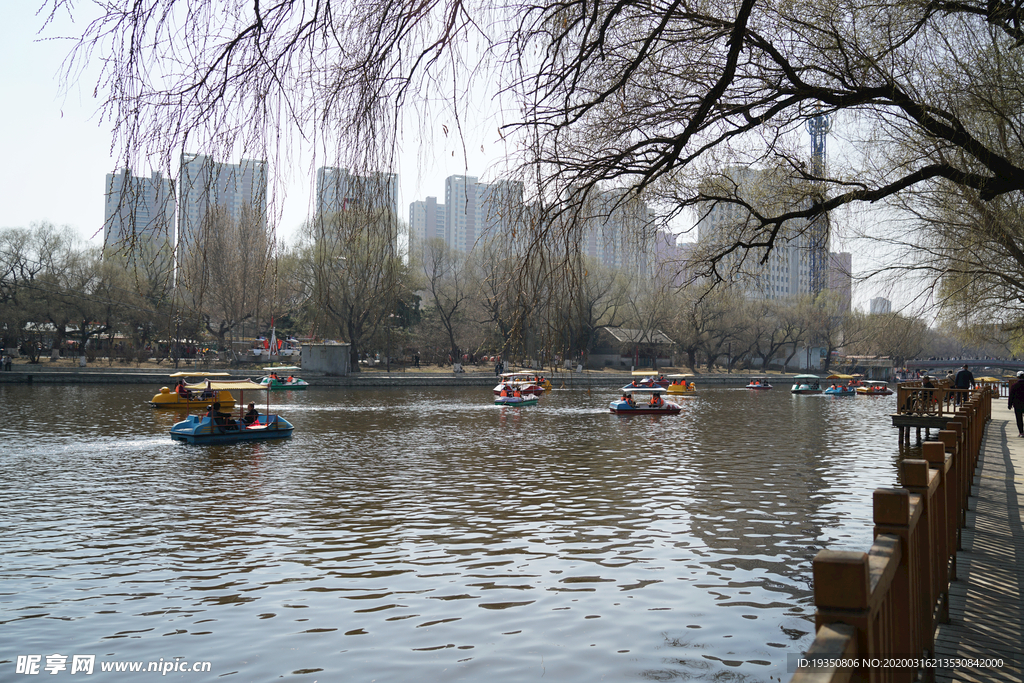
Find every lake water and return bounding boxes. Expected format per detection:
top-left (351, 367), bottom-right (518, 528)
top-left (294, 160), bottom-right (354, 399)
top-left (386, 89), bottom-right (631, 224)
top-left (0, 382), bottom-right (902, 681)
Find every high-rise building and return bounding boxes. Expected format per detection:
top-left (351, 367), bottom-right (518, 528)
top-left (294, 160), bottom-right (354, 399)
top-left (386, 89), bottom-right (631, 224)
top-left (695, 166), bottom-right (817, 300)
top-left (870, 297), bottom-right (892, 315)
top-left (578, 187), bottom-right (654, 273)
top-left (177, 154), bottom-right (267, 252)
top-left (829, 252), bottom-right (853, 312)
top-left (409, 196), bottom-right (446, 254)
top-left (103, 169), bottom-right (175, 257)
top-left (316, 167), bottom-right (398, 217)
top-left (441, 175), bottom-right (525, 253)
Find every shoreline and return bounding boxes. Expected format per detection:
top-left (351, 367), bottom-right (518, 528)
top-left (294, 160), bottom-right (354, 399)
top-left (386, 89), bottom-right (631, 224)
top-left (0, 364), bottom-right (806, 388)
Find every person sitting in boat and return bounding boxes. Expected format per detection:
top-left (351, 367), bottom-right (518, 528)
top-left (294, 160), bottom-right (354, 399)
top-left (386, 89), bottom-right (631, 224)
top-left (630, 380), bottom-right (639, 388)
top-left (175, 379), bottom-right (193, 400)
top-left (287, 375), bottom-right (294, 383)
top-left (650, 394), bottom-right (663, 407)
top-left (243, 402), bottom-right (260, 426)
top-left (206, 402), bottom-right (237, 430)
top-left (199, 379), bottom-right (215, 400)
top-left (513, 388), bottom-right (522, 398)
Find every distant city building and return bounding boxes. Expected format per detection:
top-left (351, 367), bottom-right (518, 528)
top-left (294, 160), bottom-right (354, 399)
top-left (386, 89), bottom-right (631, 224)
top-left (409, 196), bottom-right (446, 253)
top-left (444, 175), bottom-right (528, 252)
top-left (829, 252), bottom-right (853, 312)
top-left (409, 175), bottom-right (525, 254)
top-left (315, 167), bottom-right (398, 217)
top-left (103, 169), bottom-right (175, 258)
top-left (870, 296), bottom-right (892, 315)
top-left (177, 154), bottom-right (267, 252)
top-left (577, 187), bottom-right (655, 273)
top-left (695, 166), bottom-right (817, 300)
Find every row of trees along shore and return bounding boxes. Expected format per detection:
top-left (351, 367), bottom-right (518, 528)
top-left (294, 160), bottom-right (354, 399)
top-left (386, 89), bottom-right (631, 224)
top-left (1, 218), bottom-right (1012, 373)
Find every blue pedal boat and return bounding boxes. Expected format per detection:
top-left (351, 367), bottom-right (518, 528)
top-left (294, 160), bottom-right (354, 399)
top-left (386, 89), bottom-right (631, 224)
top-left (169, 379), bottom-right (294, 444)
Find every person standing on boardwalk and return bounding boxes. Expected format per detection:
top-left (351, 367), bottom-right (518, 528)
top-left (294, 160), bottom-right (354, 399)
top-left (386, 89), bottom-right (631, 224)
top-left (1008, 371), bottom-right (1024, 437)
top-left (954, 364), bottom-right (975, 405)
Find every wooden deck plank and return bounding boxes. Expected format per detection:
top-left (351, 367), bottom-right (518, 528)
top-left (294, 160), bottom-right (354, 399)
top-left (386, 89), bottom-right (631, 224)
top-left (933, 406), bottom-right (1024, 683)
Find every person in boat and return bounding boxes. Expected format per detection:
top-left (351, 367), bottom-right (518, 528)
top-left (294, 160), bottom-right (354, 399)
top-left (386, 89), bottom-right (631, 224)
top-left (287, 375), bottom-right (294, 383)
top-left (513, 388), bottom-right (522, 398)
top-left (630, 380), bottom-right (639, 388)
top-left (651, 394), bottom-right (662, 406)
top-left (199, 379), bottom-right (215, 400)
top-left (175, 379), bottom-right (193, 400)
top-left (243, 402), bottom-right (260, 426)
top-left (206, 402), bottom-right (237, 430)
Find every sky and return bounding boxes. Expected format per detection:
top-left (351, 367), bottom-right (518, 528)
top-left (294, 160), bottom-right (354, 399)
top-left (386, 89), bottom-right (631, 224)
top-left (0, 3), bottom-right (504, 248)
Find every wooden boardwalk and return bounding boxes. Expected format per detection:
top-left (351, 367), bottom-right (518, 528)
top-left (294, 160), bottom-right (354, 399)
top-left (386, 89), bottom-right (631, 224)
top-left (934, 403), bottom-right (1024, 682)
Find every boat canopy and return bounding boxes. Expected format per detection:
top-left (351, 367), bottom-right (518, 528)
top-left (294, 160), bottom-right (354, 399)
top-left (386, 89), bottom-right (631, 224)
top-left (631, 370), bottom-right (660, 377)
top-left (826, 373), bottom-right (854, 379)
top-left (185, 379), bottom-right (268, 391)
top-left (666, 374), bottom-right (694, 379)
top-left (169, 371), bottom-right (231, 378)
top-left (793, 374), bottom-right (820, 380)
top-left (263, 366), bottom-right (301, 371)
top-left (622, 386), bottom-right (667, 394)
top-left (865, 380), bottom-right (890, 386)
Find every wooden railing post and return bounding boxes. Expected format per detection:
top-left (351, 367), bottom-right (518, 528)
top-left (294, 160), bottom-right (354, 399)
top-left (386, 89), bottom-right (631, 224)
top-left (873, 488), bottom-right (927, 680)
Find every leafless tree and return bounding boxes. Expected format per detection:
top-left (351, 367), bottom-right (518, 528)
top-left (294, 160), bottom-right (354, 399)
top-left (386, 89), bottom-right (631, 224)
top-left (48, 0), bottom-right (1024, 285)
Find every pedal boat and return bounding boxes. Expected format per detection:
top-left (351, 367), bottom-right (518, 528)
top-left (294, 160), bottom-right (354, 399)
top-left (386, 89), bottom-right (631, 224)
top-left (169, 380), bottom-right (294, 444)
top-left (610, 387), bottom-right (682, 415)
top-left (665, 374), bottom-right (697, 395)
top-left (746, 378), bottom-right (773, 390)
top-left (492, 372), bottom-right (548, 395)
top-left (856, 380), bottom-right (894, 396)
top-left (260, 366), bottom-right (309, 390)
top-left (824, 384), bottom-right (856, 396)
top-left (494, 394), bottom-right (539, 406)
top-left (620, 370), bottom-right (670, 392)
top-left (150, 372), bottom-right (236, 408)
top-left (791, 374), bottom-right (823, 394)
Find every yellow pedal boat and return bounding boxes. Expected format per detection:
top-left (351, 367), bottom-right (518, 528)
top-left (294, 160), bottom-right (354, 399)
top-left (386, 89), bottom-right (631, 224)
top-left (149, 372), bottom-right (237, 409)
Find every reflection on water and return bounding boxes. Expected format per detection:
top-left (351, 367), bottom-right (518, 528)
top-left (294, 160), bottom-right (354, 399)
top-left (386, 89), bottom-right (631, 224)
top-left (0, 384), bottom-right (900, 681)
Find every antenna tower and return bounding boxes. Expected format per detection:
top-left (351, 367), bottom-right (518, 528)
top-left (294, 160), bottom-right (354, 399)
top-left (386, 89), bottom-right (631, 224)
top-left (806, 113), bottom-right (831, 295)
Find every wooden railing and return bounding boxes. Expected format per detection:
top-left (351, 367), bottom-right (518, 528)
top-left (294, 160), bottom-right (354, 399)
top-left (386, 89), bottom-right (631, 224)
top-left (791, 388), bottom-right (990, 683)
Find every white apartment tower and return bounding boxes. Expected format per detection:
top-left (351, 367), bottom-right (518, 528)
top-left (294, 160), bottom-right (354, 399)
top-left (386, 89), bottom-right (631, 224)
top-left (695, 166), bottom-right (817, 300)
top-left (409, 196), bottom-right (446, 253)
top-left (579, 187), bottom-right (654, 273)
top-left (103, 169), bottom-right (175, 256)
top-left (177, 154), bottom-right (268, 252)
top-left (442, 175), bottom-right (525, 253)
top-left (316, 167), bottom-right (398, 217)
top-left (870, 297), bottom-right (892, 315)
top-left (829, 252), bottom-right (853, 312)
